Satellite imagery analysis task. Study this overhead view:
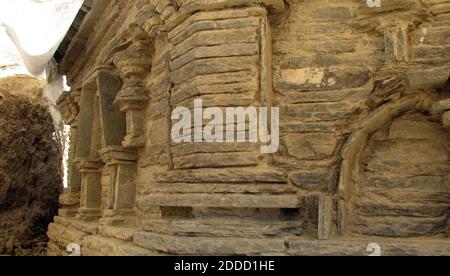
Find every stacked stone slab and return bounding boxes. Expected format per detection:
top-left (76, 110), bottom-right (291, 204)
top-left (48, 0), bottom-right (450, 256)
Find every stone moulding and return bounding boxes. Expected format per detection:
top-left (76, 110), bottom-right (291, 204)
top-left (136, 0), bottom-right (285, 37)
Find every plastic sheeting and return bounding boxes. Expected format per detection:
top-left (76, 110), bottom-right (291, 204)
top-left (0, 1), bottom-right (82, 189)
top-left (0, 0), bottom-right (83, 77)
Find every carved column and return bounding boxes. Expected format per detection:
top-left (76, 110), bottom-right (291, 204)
top-left (56, 90), bottom-right (82, 217)
top-left (75, 158), bottom-right (103, 221)
top-left (113, 27), bottom-right (152, 149)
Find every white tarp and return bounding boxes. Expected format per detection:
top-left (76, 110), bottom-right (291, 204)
top-left (0, 0), bottom-right (83, 77)
top-left (0, 0), bottom-right (82, 188)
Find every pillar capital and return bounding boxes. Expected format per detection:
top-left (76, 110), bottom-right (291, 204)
top-left (112, 26), bottom-right (152, 149)
top-left (99, 146), bottom-right (138, 165)
top-left (74, 158), bottom-right (103, 172)
top-left (56, 90), bottom-right (81, 125)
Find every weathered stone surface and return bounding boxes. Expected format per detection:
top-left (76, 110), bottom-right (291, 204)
top-left (345, 111), bottom-right (450, 238)
top-left (170, 27), bottom-right (259, 60)
top-left (47, 0), bottom-right (450, 256)
top-left (318, 195), bottom-right (333, 240)
top-left (82, 235), bottom-right (156, 256)
top-left (353, 216), bottom-right (447, 238)
top-left (157, 168), bottom-right (288, 183)
top-left (284, 133), bottom-right (339, 160)
top-left (142, 218), bottom-right (303, 238)
top-left (171, 142), bottom-right (257, 157)
top-left (287, 238), bottom-right (450, 256)
top-left (171, 55), bottom-right (260, 84)
top-left (407, 67), bottom-right (450, 89)
top-left (140, 182), bottom-right (296, 195)
top-left (172, 152), bottom-right (258, 169)
top-left (290, 169), bottom-right (336, 193)
top-left (171, 43), bottom-right (259, 70)
top-left (139, 194), bottom-right (300, 209)
top-left (274, 67), bottom-right (371, 92)
top-left (134, 232), bottom-right (286, 255)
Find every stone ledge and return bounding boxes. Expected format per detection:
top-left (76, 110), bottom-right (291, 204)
top-left (82, 235), bottom-right (157, 256)
top-left (138, 193), bottom-right (300, 209)
top-left (142, 218), bottom-right (303, 238)
top-left (134, 231), bottom-right (286, 255)
top-left (286, 237), bottom-right (450, 256)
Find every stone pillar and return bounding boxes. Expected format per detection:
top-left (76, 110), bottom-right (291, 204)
top-left (113, 27), bottom-right (152, 149)
top-left (75, 158), bottom-right (103, 221)
top-left (99, 146), bottom-right (138, 226)
top-left (56, 90), bottom-right (82, 217)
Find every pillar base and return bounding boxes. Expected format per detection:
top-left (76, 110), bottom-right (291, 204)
top-left (100, 209), bottom-right (137, 227)
top-left (76, 208), bottom-right (102, 222)
top-left (59, 190), bottom-right (80, 207)
top-left (58, 208), bottom-right (79, 218)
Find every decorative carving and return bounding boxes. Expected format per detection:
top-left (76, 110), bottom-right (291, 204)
top-left (113, 25), bottom-right (153, 149)
top-left (57, 90), bottom-right (80, 125)
top-left (56, 90), bottom-right (82, 216)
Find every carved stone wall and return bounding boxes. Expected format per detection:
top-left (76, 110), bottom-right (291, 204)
top-left (48, 0), bottom-right (450, 256)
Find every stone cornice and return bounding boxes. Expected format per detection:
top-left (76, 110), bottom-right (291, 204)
top-left (74, 158), bottom-right (103, 171)
top-left (58, 0), bottom-right (110, 75)
top-left (136, 0), bottom-right (285, 37)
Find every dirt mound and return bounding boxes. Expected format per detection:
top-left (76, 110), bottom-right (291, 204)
top-left (0, 76), bottom-right (62, 256)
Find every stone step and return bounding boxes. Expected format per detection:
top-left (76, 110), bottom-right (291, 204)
top-left (134, 232), bottom-right (286, 255)
top-left (47, 222), bottom-right (88, 250)
top-left (287, 238), bottom-right (450, 256)
top-left (99, 226), bottom-right (137, 242)
top-left (82, 235), bottom-right (157, 256)
top-left (352, 215), bottom-right (448, 238)
top-left (142, 218), bottom-right (303, 238)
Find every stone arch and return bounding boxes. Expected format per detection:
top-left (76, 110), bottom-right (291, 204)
top-left (337, 91), bottom-right (449, 236)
